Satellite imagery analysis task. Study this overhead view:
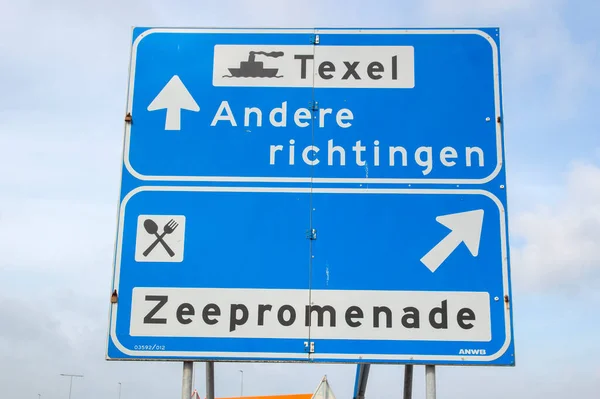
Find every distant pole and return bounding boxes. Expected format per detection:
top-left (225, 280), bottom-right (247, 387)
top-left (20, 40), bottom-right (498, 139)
top-left (425, 366), bottom-right (436, 399)
top-left (60, 373), bottom-right (84, 399)
top-left (239, 370), bottom-right (244, 396)
top-left (38, 394), bottom-right (41, 399)
top-left (118, 382), bottom-right (122, 399)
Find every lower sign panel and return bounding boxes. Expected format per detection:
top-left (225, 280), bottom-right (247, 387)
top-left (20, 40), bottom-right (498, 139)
top-left (107, 186), bottom-right (514, 365)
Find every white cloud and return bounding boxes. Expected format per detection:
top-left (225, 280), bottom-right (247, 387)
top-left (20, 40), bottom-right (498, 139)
top-left (419, 0), bottom-right (544, 19)
top-left (416, 0), bottom-right (599, 122)
top-left (511, 161), bottom-right (600, 297)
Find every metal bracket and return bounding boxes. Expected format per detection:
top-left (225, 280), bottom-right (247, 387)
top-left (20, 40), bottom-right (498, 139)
top-left (304, 341), bottom-right (315, 353)
top-left (309, 101), bottom-right (319, 111)
top-left (310, 34), bottom-right (320, 45)
top-left (306, 228), bottom-right (317, 240)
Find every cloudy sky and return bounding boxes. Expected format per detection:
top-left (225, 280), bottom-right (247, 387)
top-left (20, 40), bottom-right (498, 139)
top-left (1, 0), bottom-right (600, 398)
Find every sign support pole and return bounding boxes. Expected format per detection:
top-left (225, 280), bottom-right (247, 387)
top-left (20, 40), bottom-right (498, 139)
top-left (353, 364), bottom-right (370, 399)
top-left (206, 361), bottom-right (215, 399)
top-left (425, 365), bottom-right (436, 399)
top-left (403, 365), bottom-right (413, 399)
top-left (182, 361), bottom-right (194, 399)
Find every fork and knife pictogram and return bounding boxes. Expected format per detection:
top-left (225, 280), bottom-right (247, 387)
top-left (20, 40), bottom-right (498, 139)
top-left (142, 218), bottom-right (179, 257)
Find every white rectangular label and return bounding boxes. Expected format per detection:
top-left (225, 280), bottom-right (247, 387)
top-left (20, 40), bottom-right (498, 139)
top-left (130, 288), bottom-right (490, 342)
top-left (212, 45), bottom-right (414, 88)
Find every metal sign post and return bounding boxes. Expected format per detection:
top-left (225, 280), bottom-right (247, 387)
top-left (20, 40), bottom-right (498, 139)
top-left (403, 365), bottom-right (413, 399)
top-left (206, 362), bottom-right (215, 399)
top-left (425, 366), bottom-right (436, 399)
top-left (182, 362), bottom-right (194, 399)
top-left (352, 364), bottom-right (370, 399)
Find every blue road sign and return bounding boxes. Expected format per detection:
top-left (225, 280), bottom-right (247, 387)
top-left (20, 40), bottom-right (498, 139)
top-left (107, 28), bottom-right (515, 366)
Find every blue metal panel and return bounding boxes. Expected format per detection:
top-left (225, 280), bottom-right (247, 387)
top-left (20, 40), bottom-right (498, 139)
top-left (106, 27), bottom-right (514, 366)
top-left (309, 189), bottom-right (513, 365)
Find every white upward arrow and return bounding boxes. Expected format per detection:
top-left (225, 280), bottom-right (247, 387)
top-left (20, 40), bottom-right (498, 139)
top-left (147, 75), bottom-right (199, 131)
top-left (420, 209), bottom-right (484, 273)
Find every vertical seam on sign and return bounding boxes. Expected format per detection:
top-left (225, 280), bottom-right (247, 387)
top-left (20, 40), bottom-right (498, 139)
top-left (307, 29), bottom-right (318, 358)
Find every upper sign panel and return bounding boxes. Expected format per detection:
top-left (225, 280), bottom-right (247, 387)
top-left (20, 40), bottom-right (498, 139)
top-left (124, 28), bottom-right (503, 184)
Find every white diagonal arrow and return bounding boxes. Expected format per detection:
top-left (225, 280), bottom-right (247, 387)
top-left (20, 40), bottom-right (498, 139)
top-left (420, 209), bottom-right (484, 273)
top-left (147, 75), bottom-right (199, 131)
